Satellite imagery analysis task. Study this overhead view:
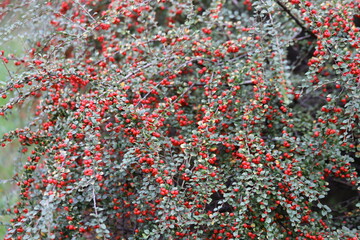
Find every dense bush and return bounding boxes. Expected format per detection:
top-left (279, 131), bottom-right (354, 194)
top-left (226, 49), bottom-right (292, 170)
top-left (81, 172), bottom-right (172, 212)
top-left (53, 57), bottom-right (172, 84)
top-left (0, 0), bottom-right (359, 239)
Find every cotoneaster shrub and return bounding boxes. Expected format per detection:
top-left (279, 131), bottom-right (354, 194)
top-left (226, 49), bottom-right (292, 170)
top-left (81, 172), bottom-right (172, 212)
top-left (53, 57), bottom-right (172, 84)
top-left (0, 0), bottom-right (359, 239)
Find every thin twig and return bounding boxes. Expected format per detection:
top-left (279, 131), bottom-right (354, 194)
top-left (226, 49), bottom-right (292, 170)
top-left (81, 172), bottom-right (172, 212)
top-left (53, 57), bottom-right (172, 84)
top-left (50, 8), bottom-right (86, 32)
top-left (173, 82), bottom-right (195, 103)
top-left (92, 184), bottom-right (99, 217)
top-left (119, 62), bottom-right (153, 83)
top-left (74, 0), bottom-right (97, 23)
top-left (134, 81), bottom-right (162, 108)
top-left (2, 59), bottom-right (13, 79)
top-left (294, 34), bottom-right (312, 41)
top-left (331, 178), bottom-right (359, 190)
top-left (275, 0), bottom-right (317, 39)
top-left (232, 0), bottom-right (240, 7)
top-left (217, 53), bottom-right (248, 66)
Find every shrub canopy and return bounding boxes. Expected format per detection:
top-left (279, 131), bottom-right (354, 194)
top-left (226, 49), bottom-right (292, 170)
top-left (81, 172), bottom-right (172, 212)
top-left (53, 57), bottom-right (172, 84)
top-left (0, 0), bottom-right (359, 239)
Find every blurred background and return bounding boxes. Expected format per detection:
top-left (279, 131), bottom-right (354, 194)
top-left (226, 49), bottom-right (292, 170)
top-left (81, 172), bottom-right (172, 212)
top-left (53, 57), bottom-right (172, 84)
top-left (0, 40), bottom-right (24, 238)
top-left (0, 1), bottom-right (33, 237)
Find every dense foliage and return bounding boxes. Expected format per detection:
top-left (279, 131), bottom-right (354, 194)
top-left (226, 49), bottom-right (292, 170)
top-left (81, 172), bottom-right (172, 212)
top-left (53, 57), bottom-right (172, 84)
top-left (0, 0), bottom-right (359, 239)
